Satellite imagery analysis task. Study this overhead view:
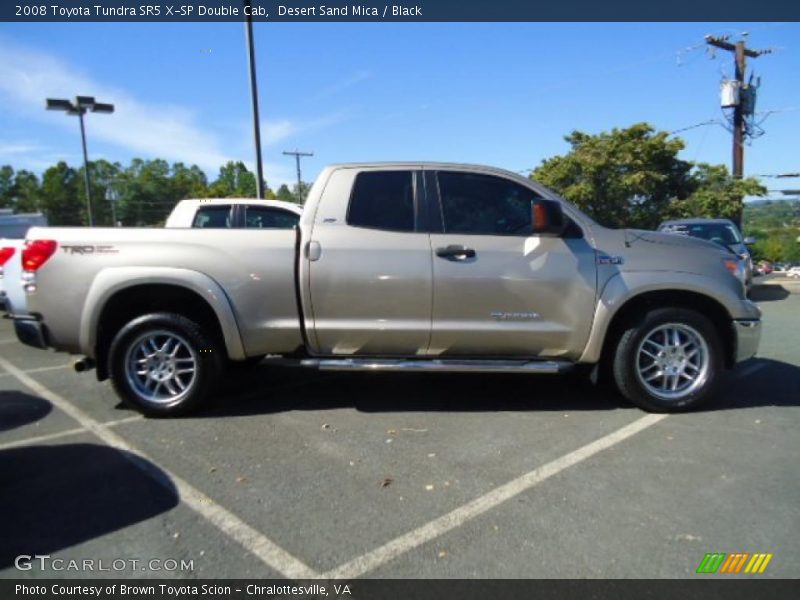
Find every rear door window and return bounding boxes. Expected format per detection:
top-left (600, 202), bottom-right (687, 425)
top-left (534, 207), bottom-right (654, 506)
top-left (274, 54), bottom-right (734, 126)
top-left (192, 205), bottom-right (232, 228)
top-left (347, 171), bottom-right (416, 232)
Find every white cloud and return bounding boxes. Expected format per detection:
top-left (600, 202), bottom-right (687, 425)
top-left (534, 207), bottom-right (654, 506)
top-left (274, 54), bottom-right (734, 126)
top-left (0, 142), bottom-right (44, 156)
top-left (261, 120), bottom-right (295, 145)
top-left (313, 70), bottom-right (371, 100)
top-left (259, 111), bottom-right (349, 148)
top-left (0, 37), bottom-right (347, 187)
top-left (0, 37), bottom-right (232, 172)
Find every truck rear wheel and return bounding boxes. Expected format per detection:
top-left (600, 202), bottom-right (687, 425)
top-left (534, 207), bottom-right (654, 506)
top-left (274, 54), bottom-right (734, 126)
top-left (612, 307), bottom-right (724, 412)
top-left (108, 312), bottom-right (223, 417)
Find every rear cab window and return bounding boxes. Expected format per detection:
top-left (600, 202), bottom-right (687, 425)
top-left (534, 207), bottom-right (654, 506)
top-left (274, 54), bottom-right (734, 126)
top-left (347, 171), bottom-right (416, 232)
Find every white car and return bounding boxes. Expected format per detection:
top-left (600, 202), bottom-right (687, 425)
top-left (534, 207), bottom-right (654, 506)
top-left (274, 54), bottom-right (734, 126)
top-left (165, 198), bottom-right (302, 229)
top-left (0, 212), bottom-right (48, 316)
top-left (787, 266), bottom-right (800, 279)
top-left (0, 239), bottom-right (27, 316)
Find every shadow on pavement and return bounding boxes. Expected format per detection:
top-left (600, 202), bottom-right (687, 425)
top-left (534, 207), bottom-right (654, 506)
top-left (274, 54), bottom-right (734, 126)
top-left (0, 444), bottom-right (178, 568)
top-left (198, 356), bottom-right (800, 418)
top-left (203, 366), bottom-right (621, 418)
top-left (715, 358), bottom-right (800, 410)
top-left (0, 391), bottom-right (52, 432)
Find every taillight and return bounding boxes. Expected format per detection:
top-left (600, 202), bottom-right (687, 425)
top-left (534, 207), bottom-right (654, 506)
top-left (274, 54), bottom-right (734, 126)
top-left (22, 240), bottom-right (58, 272)
top-left (0, 247), bottom-right (15, 266)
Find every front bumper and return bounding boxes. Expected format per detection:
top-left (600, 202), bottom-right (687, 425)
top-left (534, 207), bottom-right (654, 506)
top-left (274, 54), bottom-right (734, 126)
top-left (733, 319), bottom-right (761, 362)
top-left (12, 314), bottom-right (48, 349)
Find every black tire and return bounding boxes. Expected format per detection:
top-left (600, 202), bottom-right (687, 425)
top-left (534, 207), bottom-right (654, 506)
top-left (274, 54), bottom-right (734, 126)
top-left (108, 312), bottom-right (223, 417)
top-left (612, 307), bottom-right (724, 412)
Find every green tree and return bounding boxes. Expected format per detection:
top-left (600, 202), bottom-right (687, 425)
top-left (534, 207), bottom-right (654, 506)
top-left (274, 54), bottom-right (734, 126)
top-left (667, 163), bottom-right (766, 222)
top-left (40, 162), bottom-right (83, 225)
top-left (12, 170), bottom-right (42, 214)
top-left (171, 163), bottom-right (209, 200)
top-left (533, 123), bottom-right (694, 229)
top-left (276, 184), bottom-right (294, 202)
top-left (115, 158), bottom-right (175, 226)
top-left (208, 161), bottom-right (257, 198)
top-left (77, 159), bottom-right (122, 226)
top-left (0, 167), bottom-right (42, 213)
top-left (0, 165), bottom-right (14, 208)
top-left (292, 182), bottom-right (311, 204)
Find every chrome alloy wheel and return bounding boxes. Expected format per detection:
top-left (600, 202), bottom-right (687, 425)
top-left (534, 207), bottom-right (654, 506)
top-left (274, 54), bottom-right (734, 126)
top-left (124, 330), bottom-right (198, 405)
top-left (635, 323), bottom-right (710, 401)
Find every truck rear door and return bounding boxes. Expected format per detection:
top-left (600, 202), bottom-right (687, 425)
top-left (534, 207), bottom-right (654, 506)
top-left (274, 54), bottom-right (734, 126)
top-left (306, 167), bottom-right (433, 355)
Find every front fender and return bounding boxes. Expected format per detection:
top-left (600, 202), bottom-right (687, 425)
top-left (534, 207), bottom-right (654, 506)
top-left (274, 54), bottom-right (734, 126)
top-left (578, 270), bottom-right (760, 364)
top-left (79, 267), bottom-right (246, 360)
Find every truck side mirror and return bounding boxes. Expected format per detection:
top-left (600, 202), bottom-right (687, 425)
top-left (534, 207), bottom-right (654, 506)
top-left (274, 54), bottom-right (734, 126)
top-left (531, 199), bottom-right (566, 237)
top-left (743, 236), bottom-right (756, 245)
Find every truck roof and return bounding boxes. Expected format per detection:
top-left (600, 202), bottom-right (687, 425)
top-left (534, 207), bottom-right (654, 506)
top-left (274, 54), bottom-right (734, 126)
top-left (326, 161), bottom-right (522, 174)
top-left (173, 198), bottom-right (302, 211)
top-left (659, 218), bottom-right (738, 227)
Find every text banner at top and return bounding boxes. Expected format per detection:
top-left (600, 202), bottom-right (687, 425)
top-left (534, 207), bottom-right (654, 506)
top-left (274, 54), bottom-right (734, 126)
top-left (4, 0), bottom-right (799, 22)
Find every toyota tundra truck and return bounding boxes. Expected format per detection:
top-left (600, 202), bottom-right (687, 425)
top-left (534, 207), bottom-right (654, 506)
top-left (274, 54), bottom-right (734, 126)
top-left (13, 162), bottom-right (762, 416)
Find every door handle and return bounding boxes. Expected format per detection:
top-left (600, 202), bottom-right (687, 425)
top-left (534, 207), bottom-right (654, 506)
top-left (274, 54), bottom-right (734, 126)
top-left (435, 245), bottom-right (476, 261)
top-left (306, 241), bottom-right (322, 261)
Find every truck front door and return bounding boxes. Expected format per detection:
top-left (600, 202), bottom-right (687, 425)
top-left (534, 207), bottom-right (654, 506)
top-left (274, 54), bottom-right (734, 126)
top-left (426, 170), bottom-right (597, 359)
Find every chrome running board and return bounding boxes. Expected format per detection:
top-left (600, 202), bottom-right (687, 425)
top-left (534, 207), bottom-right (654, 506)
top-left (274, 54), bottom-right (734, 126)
top-left (300, 358), bottom-right (573, 374)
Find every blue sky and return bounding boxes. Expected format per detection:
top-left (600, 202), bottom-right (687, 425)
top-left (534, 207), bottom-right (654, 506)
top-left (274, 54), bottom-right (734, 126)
top-left (0, 22), bottom-right (798, 196)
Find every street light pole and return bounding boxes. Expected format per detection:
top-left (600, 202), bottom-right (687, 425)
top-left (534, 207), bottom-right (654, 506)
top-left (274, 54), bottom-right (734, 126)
top-left (77, 109), bottom-right (94, 226)
top-left (46, 96), bottom-right (114, 227)
top-left (244, 0), bottom-right (265, 199)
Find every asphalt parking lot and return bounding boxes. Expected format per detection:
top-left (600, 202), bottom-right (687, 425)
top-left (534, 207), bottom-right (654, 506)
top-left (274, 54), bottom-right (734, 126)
top-left (1, 285), bottom-right (798, 580)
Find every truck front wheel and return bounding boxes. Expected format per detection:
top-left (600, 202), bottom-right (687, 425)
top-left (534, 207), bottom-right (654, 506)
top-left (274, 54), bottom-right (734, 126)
top-left (612, 307), bottom-right (724, 412)
top-left (108, 312), bottom-right (223, 417)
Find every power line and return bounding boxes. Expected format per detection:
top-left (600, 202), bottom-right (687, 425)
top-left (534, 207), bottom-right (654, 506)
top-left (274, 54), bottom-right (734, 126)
top-left (669, 119), bottom-right (722, 135)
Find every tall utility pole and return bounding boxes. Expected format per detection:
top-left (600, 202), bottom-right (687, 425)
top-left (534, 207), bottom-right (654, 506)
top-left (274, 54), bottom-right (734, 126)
top-left (282, 149), bottom-right (314, 202)
top-left (705, 34), bottom-right (771, 228)
top-left (244, 0), bottom-right (265, 199)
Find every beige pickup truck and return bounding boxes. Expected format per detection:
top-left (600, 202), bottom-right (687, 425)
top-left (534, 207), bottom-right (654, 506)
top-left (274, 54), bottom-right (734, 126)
top-left (13, 162), bottom-right (761, 416)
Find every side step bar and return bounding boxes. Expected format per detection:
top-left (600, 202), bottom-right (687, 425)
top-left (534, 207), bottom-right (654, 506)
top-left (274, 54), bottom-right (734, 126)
top-left (300, 358), bottom-right (573, 374)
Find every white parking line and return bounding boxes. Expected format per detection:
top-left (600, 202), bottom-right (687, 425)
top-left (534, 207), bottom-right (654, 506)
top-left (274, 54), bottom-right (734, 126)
top-left (0, 426), bottom-right (86, 451)
top-left (321, 413), bottom-right (668, 579)
top-left (0, 415), bottom-right (144, 451)
top-left (0, 356), bottom-right (318, 580)
top-left (0, 363), bottom-right (71, 377)
top-left (23, 364), bottom-right (72, 374)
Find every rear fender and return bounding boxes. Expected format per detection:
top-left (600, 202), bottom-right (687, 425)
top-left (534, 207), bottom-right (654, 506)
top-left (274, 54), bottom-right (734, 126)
top-left (79, 267), bottom-right (246, 360)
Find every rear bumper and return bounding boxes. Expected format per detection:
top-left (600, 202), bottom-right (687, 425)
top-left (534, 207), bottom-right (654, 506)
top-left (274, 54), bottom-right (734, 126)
top-left (12, 314), bottom-right (48, 349)
top-left (733, 319), bottom-right (761, 362)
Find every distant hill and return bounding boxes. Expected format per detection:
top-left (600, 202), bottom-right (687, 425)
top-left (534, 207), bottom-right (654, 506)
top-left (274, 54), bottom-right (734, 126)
top-left (743, 199), bottom-right (800, 262)
top-left (743, 199), bottom-right (800, 231)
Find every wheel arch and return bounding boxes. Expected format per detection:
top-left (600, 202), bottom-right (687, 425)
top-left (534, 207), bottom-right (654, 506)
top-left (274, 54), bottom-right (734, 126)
top-left (82, 268), bottom-right (246, 380)
top-left (581, 275), bottom-right (738, 369)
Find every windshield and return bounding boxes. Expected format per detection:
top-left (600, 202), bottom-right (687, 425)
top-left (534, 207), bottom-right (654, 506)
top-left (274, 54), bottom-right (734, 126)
top-left (660, 223), bottom-right (743, 246)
